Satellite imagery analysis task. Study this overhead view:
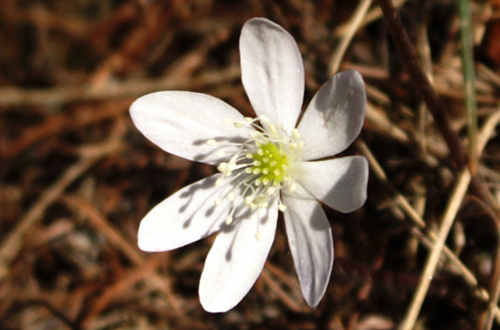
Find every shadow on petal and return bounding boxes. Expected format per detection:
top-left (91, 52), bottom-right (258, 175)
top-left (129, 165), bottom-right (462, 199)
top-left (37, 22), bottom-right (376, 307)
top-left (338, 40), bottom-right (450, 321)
top-left (313, 71), bottom-right (364, 135)
top-left (192, 136), bottom-right (247, 163)
top-left (217, 196), bottom-right (276, 262)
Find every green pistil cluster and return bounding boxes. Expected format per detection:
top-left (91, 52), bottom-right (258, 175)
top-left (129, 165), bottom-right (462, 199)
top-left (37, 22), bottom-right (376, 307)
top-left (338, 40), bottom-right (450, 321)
top-left (249, 142), bottom-right (288, 186)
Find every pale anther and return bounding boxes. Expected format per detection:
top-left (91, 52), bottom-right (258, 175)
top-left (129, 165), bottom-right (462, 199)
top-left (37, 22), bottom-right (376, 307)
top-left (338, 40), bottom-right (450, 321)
top-left (278, 203), bottom-right (287, 212)
top-left (207, 139), bottom-right (217, 146)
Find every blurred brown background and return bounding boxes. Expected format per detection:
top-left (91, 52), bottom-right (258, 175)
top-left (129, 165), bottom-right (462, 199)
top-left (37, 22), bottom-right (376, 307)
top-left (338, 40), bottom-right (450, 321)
top-left (2, 0), bottom-right (500, 329)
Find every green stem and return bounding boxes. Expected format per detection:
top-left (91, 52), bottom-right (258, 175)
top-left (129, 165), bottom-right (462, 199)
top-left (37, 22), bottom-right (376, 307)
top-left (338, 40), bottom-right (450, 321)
top-left (458, 0), bottom-right (478, 174)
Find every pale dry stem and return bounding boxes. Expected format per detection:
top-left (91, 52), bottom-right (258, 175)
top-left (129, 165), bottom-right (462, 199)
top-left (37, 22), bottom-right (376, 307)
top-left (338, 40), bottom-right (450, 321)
top-left (328, 0), bottom-right (372, 75)
top-left (360, 104), bottom-right (500, 329)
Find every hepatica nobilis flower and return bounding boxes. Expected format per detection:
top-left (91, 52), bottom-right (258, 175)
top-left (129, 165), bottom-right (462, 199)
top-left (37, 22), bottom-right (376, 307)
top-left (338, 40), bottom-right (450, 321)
top-left (130, 17), bottom-right (368, 313)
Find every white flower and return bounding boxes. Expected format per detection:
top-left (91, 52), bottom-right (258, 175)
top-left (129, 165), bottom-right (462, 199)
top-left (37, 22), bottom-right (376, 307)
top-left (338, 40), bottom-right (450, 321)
top-left (130, 17), bottom-right (368, 313)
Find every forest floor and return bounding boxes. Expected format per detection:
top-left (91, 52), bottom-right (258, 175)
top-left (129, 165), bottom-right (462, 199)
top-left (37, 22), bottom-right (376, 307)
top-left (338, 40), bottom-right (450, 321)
top-left (2, 0), bottom-right (500, 329)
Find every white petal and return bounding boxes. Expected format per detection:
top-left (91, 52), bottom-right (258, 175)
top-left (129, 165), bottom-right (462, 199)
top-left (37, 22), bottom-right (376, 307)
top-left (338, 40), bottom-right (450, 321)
top-left (240, 18), bottom-right (304, 134)
top-left (138, 174), bottom-right (246, 252)
top-left (199, 198), bottom-right (278, 312)
top-left (298, 70), bottom-right (366, 160)
top-left (294, 156), bottom-right (368, 213)
top-left (130, 91), bottom-right (253, 165)
top-left (282, 185), bottom-right (333, 308)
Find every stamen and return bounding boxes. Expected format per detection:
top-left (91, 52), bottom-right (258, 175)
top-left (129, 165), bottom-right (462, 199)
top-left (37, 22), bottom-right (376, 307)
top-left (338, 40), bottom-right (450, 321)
top-left (211, 115), bottom-right (303, 221)
top-left (278, 203), bottom-right (287, 212)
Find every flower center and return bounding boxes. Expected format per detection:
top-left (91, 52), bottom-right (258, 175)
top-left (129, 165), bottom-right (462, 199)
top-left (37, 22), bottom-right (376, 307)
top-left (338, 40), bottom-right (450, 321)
top-left (206, 115), bottom-right (303, 227)
top-left (248, 142), bottom-right (288, 186)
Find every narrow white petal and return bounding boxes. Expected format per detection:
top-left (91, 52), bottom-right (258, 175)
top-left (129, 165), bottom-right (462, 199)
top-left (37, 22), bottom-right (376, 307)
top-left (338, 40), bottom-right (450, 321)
top-left (298, 70), bottom-right (366, 160)
top-left (240, 18), bottom-right (304, 134)
top-left (294, 156), bottom-right (368, 213)
top-left (138, 174), bottom-right (246, 252)
top-left (130, 91), bottom-right (253, 165)
top-left (199, 198), bottom-right (278, 312)
top-left (282, 185), bottom-right (333, 308)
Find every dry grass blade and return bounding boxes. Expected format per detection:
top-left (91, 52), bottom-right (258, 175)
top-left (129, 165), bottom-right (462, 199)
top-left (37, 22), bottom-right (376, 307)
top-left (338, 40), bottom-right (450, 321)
top-left (329, 0), bottom-right (372, 75)
top-left (398, 169), bottom-right (471, 330)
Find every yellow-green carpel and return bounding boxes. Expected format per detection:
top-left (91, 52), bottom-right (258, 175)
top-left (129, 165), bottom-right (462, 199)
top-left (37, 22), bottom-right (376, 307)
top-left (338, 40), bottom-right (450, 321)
top-left (249, 142), bottom-right (288, 186)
